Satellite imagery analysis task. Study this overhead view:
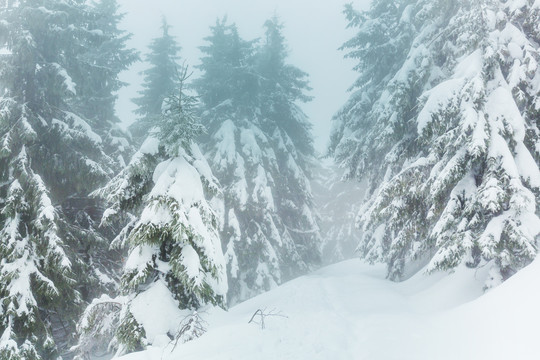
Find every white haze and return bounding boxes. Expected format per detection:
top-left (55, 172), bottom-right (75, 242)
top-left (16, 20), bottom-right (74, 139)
top-left (115, 0), bottom-right (371, 153)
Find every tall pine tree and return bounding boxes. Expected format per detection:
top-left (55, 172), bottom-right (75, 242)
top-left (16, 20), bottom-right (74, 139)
top-left (330, 0), bottom-right (540, 285)
top-left (0, 0), bottom-right (136, 358)
top-left (196, 17), bottom-right (321, 304)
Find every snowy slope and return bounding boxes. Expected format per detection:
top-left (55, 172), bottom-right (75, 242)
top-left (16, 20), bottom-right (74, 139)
top-left (118, 259), bottom-right (540, 360)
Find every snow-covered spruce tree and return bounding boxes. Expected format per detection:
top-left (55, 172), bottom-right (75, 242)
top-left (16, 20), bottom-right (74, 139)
top-left (196, 18), bottom-right (321, 304)
top-left (330, 0), bottom-right (540, 285)
top-left (0, 1), bottom-right (135, 358)
top-left (255, 17), bottom-right (321, 279)
top-left (131, 17), bottom-right (181, 143)
top-left (80, 69), bottom-right (226, 356)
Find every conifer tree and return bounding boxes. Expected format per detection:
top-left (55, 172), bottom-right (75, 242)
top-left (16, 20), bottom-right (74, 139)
top-left (77, 68), bottom-right (226, 356)
top-left (73, 0), bottom-right (139, 166)
top-left (65, 0), bottom-right (138, 304)
top-left (330, 0), bottom-right (540, 284)
top-left (131, 18), bottom-right (181, 142)
top-left (196, 18), bottom-right (321, 304)
top-left (0, 0), bottom-right (136, 357)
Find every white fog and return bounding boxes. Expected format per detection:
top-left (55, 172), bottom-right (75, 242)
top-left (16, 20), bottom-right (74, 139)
top-left (0, 1), bottom-right (539, 359)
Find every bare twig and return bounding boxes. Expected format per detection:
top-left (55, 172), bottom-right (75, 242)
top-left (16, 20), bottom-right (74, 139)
top-left (248, 308), bottom-right (288, 329)
top-left (171, 311), bottom-right (208, 352)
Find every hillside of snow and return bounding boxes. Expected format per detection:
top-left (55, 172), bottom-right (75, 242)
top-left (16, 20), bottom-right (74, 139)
top-left (119, 259), bottom-right (540, 360)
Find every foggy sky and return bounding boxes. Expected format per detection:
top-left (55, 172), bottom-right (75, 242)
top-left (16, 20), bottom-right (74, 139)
top-left (116, 0), bottom-right (371, 153)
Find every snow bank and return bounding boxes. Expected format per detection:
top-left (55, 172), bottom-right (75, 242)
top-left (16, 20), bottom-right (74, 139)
top-left (130, 280), bottom-right (186, 344)
top-left (117, 258), bottom-right (540, 360)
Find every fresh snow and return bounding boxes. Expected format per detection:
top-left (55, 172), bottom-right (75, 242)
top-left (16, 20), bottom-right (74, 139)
top-left (180, 245), bottom-right (202, 284)
top-left (417, 50), bottom-right (483, 134)
top-left (213, 119), bottom-right (237, 169)
top-left (52, 63), bottom-right (77, 95)
top-left (138, 135), bottom-right (160, 155)
top-left (129, 280), bottom-right (187, 344)
top-left (117, 258), bottom-right (540, 360)
top-left (150, 157), bottom-right (205, 205)
top-left (124, 245), bottom-right (156, 274)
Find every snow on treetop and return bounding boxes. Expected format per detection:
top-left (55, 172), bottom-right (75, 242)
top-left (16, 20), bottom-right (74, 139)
top-left (150, 156), bottom-right (205, 205)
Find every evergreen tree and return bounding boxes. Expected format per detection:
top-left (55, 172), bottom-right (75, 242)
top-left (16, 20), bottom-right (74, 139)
top-left (0, 1), bottom-right (136, 358)
top-left (330, 0), bottom-right (540, 284)
top-left (72, 0), bottom-right (139, 166)
top-left (77, 69), bottom-right (226, 356)
top-left (131, 18), bottom-right (181, 142)
top-left (195, 18), bottom-right (257, 110)
top-left (196, 17), bottom-right (321, 304)
top-left (63, 0), bottom-right (138, 305)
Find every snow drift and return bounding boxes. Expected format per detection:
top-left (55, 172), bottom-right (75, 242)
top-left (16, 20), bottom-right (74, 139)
top-left (118, 258), bottom-right (540, 360)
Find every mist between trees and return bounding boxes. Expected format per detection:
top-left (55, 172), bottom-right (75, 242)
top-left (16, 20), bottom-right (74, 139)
top-left (0, 0), bottom-right (539, 359)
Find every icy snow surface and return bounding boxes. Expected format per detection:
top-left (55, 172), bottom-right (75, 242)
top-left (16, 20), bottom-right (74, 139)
top-left (118, 258), bottom-right (540, 359)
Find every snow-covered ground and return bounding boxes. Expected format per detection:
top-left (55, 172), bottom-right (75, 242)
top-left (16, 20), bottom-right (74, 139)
top-left (119, 258), bottom-right (540, 360)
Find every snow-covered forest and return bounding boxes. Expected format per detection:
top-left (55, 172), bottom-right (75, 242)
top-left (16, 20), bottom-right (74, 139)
top-left (0, 0), bottom-right (539, 359)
